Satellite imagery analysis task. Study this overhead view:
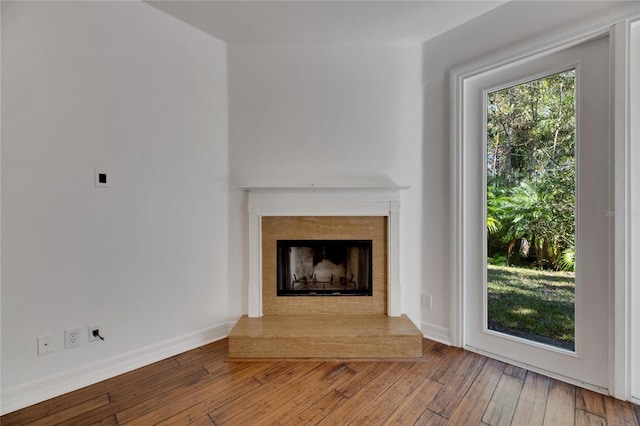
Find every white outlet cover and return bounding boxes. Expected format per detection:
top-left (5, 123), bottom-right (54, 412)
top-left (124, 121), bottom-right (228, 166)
top-left (38, 334), bottom-right (54, 355)
top-left (421, 294), bottom-right (433, 309)
top-left (64, 328), bottom-right (82, 349)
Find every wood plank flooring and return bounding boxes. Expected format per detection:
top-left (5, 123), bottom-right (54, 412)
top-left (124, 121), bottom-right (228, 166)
top-left (2, 339), bottom-right (639, 425)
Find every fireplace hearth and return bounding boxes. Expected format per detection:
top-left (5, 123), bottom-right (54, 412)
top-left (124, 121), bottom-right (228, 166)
top-left (277, 240), bottom-right (372, 296)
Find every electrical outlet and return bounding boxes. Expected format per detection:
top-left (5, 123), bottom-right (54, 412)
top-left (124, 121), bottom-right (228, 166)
top-left (421, 294), bottom-right (433, 309)
top-left (38, 334), bottom-right (54, 355)
top-left (64, 328), bottom-right (82, 349)
top-left (88, 324), bottom-right (102, 342)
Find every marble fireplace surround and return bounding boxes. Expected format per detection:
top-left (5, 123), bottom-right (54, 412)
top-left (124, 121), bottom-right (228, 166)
top-left (245, 186), bottom-right (407, 318)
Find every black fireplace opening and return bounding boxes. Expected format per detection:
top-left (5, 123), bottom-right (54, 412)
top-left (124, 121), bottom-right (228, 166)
top-left (277, 240), bottom-right (372, 296)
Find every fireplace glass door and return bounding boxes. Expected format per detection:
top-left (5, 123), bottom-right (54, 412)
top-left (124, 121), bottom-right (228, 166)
top-left (277, 240), bottom-right (372, 296)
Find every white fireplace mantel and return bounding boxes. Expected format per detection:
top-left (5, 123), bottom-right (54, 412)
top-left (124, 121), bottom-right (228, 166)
top-left (244, 186), bottom-right (408, 317)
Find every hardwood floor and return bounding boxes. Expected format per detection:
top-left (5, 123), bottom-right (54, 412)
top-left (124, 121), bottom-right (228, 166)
top-left (2, 339), bottom-right (639, 425)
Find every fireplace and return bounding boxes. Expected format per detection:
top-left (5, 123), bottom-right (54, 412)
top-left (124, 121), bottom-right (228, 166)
top-left (245, 186), bottom-right (406, 317)
top-left (277, 240), bottom-right (372, 296)
top-left (231, 186), bottom-right (421, 360)
top-left (262, 216), bottom-right (384, 315)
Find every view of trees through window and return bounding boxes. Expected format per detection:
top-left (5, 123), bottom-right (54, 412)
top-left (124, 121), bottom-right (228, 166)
top-left (486, 70), bottom-right (576, 350)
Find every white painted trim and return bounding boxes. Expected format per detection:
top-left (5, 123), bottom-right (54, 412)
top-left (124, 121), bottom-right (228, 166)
top-left (451, 6), bottom-right (640, 400)
top-left (421, 322), bottom-right (451, 346)
top-left (387, 201), bottom-right (401, 316)
top-left (248, 199), bottom-right (263, 317)
top-left (0, 321), bottom-right (235, 415)
top-left (245, 186), bottom-right (408, 318)
top-left (629, 18), bottom-right (640, 402)
top-left (610, 19), bottom-right (633, 402)
top-left (241, 186), bottom-right (410, 193)
top-left (0, 0), bottom-right (3, 412)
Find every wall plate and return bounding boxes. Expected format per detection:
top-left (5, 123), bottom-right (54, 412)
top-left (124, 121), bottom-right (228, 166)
top-left (88, 324), bottom-right (102, 342)
top-left (64, 328), bottom-right (82, 349)
top-left (37, 334), bottom-right (54, 355)
top-left (95, 169), bottom-right (109, 187)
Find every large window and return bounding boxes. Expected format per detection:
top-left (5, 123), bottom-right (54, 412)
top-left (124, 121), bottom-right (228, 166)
top-left (486, 71), bottom-right (576, 351)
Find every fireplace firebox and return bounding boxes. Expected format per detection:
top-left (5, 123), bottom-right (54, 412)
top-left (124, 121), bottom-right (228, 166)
top-left (277, 240), bottom-right (372, 296)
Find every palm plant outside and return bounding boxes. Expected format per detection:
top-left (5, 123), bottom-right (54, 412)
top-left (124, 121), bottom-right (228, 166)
top-left (486, 70), bottom-right (576, 350)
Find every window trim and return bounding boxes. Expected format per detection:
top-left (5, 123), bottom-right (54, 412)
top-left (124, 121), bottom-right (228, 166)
top-left (450, 6), bottom-right (639, 401)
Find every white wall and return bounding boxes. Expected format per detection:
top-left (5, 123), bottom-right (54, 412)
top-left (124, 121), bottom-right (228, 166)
top-left (227, 43), bottom-right (423, 324)
top-left (5, 0), bottom-right (637, 414)
top-left (1, 1), bottom-right (228, 412)
top-left (630, 19), bottom-right (640, 403)
top-left (421, 0), bottom-right (639, 338)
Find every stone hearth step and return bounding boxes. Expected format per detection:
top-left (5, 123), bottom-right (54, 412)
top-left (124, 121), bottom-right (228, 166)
top-left (228, 314), bottom-right (423, 360)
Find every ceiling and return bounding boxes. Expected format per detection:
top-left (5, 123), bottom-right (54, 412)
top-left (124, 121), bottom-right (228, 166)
top-left (146, 1), bottom-right (507, 44)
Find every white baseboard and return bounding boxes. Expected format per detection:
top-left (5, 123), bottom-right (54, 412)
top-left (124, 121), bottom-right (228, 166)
top-left (1, 321), bottom-right (235, 415)
top-left (421, 321), bottom-right (451, 346)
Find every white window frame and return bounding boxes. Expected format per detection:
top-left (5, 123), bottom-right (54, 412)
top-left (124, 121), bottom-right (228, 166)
top-left (450, 7), bottom-right (640, 401)
top-left (628, 18), bottom-right (640, 405)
